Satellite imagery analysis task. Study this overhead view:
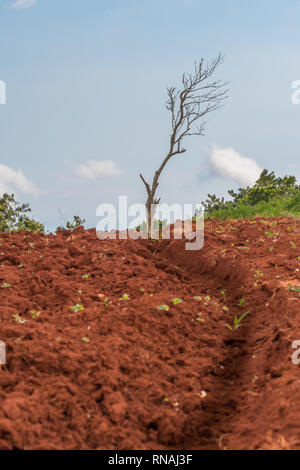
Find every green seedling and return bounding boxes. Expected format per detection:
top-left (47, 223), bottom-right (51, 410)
top-left (82, 274), bottom-right (90, 280)
top-left (71, 304), bottom-right (84, 312)
top-left (157, 304), bottom-right (169, 311)
top-left (220, 289), bottom-right (227, 299)
top-left (225, 310), bottom-right (251, 331)
top-left (265, 230), bottom-right (275, 238)
top-left (30, 309), bottom-right (41, 319)
top-left (290, 241), bottom-right (296, 249)
top-left (194, 296), bottom-right (202, 301)
top-left (287, 285), bottom-right (300, 293)
top-left (254, 269), bottom-right (264, 278)
top-left (81, 337), bottom-right (90, 343)
top-left (12, 313), bottom-right (26, 324)
top-left (238, 296), bottom-right (245, 307)
top-left (120, 293), bottom-right (130, 301)
top-left (171, 298), bottom-right (182, 305)
top-left (1, 282), bottom-right (11, 289)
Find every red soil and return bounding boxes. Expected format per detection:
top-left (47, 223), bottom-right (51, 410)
top-left (0, 217), bottom-right (300, 450)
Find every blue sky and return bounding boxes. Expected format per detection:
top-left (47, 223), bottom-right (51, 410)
top-left (0, 0), bottom-right (300, 230)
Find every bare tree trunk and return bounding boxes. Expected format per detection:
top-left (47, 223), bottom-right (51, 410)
top-left (146, 195), bottom-right (152, 237)
top-left (141, 175), bottom-right (160, 237)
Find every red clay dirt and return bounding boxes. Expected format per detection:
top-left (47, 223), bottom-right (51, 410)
top-left (0, 217), bottom-right (300, 450)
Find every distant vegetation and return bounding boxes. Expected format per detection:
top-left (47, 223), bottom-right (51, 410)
top-left (0, 193), bottom-right (86, 233)
top-left (0, 193), bottom-right (44, 232)
top-left (1, 169), bottom-right (299, 234)
top-left (57, 215), bottom-right (86, 232)
top-left (199, 170), bottom-right (300, 219)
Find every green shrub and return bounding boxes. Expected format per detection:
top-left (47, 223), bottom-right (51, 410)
top-left (0, 193), bottom-right (44, 233)
top-left (58, 215), bottom-right (86, 231)
top-left (199, 170), bottom-right (300, 219)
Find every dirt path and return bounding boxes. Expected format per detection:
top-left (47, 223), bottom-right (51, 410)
top-left (0, 217), bottom-right (299, 449)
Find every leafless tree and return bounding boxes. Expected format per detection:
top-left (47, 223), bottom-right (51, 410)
top-left (140, 53), bottom-right (229, 236)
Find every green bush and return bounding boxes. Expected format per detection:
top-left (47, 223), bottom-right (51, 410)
top-left (58, 215), bottom-right (86, 232)
top-left (200, 170), bottom-right (300, 219)
top-left (0, 193), bottom-right (44, 232)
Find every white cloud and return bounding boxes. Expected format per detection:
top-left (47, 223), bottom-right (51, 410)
top-left (209, 145), bottom-right (262, 187)
top-left (76, 160), bottom-right (122, 180)
top-left (9, 0), bottom-right (37, 9)
top-left (0, 164), bottom-right (39, 196)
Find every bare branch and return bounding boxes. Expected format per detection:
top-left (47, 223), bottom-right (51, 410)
top-left (141, 53), bottom-right (229, 236)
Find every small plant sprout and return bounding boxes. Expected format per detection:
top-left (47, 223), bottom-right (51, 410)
top-left (237, 246), bottom-right (250, 251)
top-left (71, 304), bottom-right (84, 312)
top-left (225, 310), bottom-right (251, 331)
top-left (265, 230), bottom-right (275, 238)
top-left (1, 282), bottom-right (11, 289)
top-left (254, 269), bottom-right (264, 278)
top-left (290, 241), bottom-right (297, 249)
top-left (120, 293), bottom-right (130, 301)
top-left (30, 310), bottom-right (41, 319)
top-left (223, 306), bottom-right (229, 312)
top-left (220, 289), bottom-right (227, 299)
top-left (12, 313), bottom-right (26, 324)
top-left (238, 296), bottom-right (245, 307)
top-left (287, 285), bottom-right (300, 293)
top-left (81, 337), bottom-right (90, 343)
top-left (171, 298), bottom-right (182, 305)
top-left (82, 274), bottom-right (90, 280)
top-left (194, 296), bottom-right (202, 301)
top-left (157, 304), bottom-right (169, 311)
